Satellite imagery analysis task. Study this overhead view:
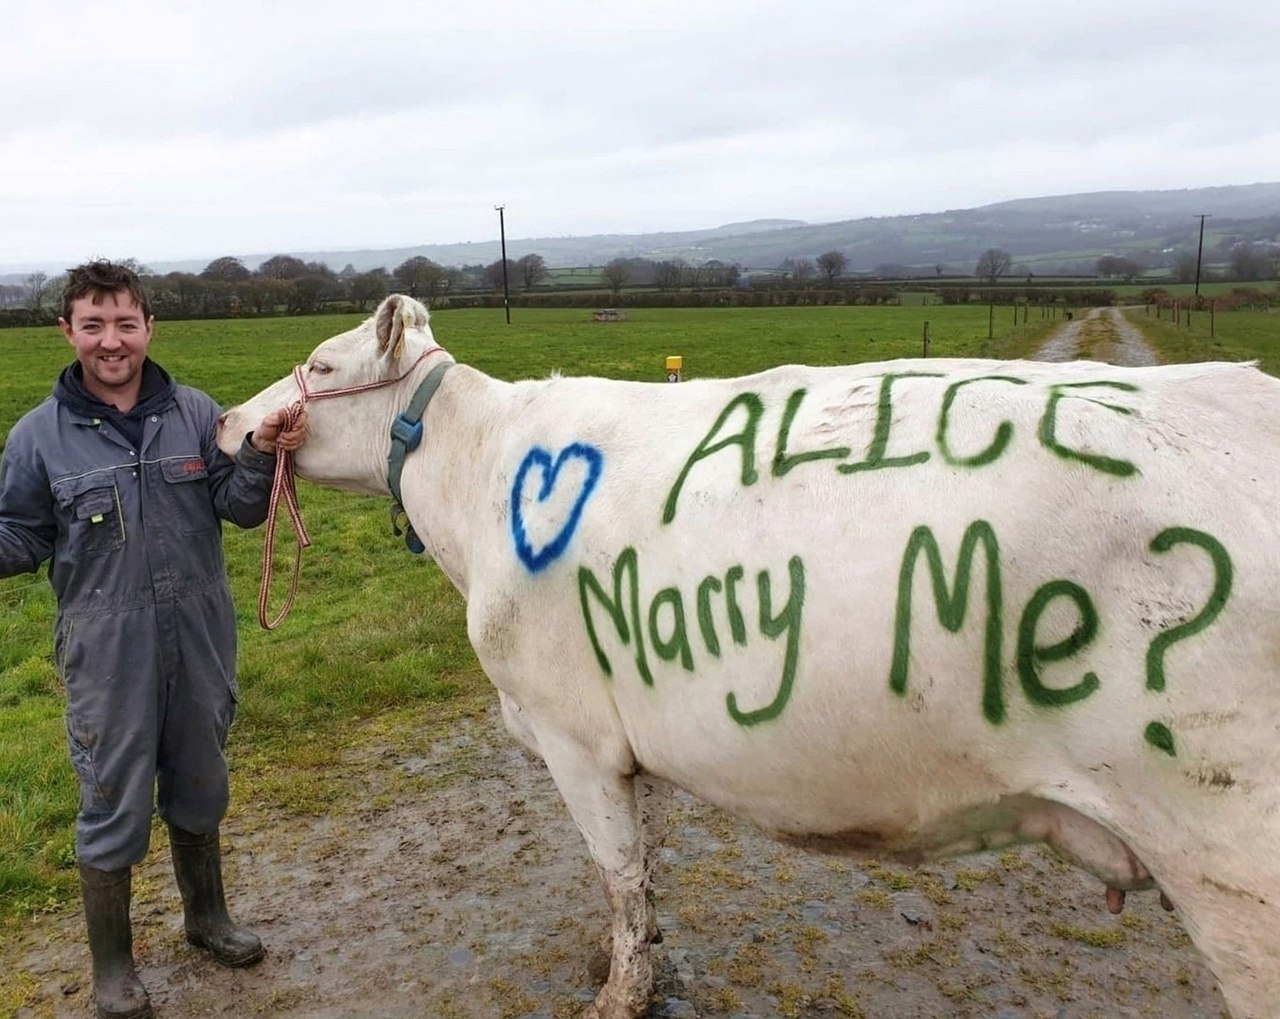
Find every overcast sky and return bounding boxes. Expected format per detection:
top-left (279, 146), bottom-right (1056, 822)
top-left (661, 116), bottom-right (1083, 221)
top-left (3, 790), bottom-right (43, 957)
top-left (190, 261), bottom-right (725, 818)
top-left (4, 0), bottom-right (1277, 269)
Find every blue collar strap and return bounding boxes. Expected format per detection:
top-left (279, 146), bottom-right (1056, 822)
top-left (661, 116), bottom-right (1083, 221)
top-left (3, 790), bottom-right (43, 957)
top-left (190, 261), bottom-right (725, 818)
top-left (387, 361), bottom-right (452, 553)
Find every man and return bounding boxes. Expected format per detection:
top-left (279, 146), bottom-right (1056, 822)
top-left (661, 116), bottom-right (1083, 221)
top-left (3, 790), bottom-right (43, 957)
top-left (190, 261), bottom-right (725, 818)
top-left (0, 261), bottom-right (306, 1019)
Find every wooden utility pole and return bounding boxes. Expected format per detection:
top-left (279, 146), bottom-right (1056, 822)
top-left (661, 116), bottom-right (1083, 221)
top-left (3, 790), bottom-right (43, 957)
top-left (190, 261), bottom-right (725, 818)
top-left (1193, 214), bottom-right (1210, 299)
top-left (495, 204), bottom-right (511, 324)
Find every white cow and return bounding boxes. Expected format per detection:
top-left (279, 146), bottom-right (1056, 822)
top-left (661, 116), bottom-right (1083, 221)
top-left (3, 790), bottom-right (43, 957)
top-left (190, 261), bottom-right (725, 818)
top-left (219, 295), bottom-right (1280, 1019)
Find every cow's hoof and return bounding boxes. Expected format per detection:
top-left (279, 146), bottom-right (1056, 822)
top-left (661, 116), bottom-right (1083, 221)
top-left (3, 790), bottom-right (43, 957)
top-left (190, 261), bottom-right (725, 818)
top-left (579, 1003), bottom-right (636, 1019)
top-left (580, 986), bottom-right (647, 1019)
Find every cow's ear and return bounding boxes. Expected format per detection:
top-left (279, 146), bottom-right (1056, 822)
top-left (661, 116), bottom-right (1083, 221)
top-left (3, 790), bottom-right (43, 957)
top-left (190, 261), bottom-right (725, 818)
top-left (374, 295), bottom-right (428, 364)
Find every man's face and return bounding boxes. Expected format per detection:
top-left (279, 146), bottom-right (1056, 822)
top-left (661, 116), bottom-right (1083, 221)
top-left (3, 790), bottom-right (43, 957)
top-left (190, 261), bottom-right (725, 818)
top-left (59, 291), bottom-right (154, 403)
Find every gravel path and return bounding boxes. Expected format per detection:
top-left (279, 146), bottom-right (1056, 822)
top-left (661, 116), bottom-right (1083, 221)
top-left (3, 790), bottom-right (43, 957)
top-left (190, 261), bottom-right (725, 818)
top-left (1033, 307), bottom-right (1158, 366)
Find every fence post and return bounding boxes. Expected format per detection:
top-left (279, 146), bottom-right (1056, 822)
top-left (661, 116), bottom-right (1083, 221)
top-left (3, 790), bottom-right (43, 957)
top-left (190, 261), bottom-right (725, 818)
top-left (988, 303), bottom-right (994, 339)
top-left (922, 320), bottom-right (930, 357)
top-left (1211, 300), bottom-right (1216, 339)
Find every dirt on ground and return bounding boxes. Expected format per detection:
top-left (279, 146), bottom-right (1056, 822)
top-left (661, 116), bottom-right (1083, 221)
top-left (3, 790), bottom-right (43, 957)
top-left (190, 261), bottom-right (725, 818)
top-left (7, 311), bottom-right (1229, 1019)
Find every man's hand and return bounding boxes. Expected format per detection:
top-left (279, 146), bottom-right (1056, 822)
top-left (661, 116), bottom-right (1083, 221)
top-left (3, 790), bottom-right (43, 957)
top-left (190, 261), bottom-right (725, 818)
top-left (250, 407), bottom-right (307, 454)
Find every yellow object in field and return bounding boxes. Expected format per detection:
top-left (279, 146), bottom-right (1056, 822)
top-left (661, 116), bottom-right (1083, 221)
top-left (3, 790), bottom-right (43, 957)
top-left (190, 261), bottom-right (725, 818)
top-left (665, 355), bottom-right (683, 383)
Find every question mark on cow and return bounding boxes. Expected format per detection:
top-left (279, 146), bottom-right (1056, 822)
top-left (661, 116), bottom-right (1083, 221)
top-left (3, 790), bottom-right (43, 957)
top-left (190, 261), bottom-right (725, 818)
top-left (1143, 527), bottom-right (1233, 757)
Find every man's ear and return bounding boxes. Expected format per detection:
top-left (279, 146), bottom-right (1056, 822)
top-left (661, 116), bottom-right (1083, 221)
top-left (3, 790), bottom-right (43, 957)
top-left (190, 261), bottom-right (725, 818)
top-left (58, 318), bottom-right (74, 344)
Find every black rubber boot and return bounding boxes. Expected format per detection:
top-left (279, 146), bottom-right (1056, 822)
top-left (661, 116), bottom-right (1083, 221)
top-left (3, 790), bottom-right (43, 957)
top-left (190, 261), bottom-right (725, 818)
top-left (79, 865), bottom-right (154, 1019)
top-left (168, 825), bottom-right (264, 967)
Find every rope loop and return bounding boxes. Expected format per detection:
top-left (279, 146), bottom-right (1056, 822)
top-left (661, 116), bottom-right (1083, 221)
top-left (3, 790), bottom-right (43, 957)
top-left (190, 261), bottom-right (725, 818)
top-left (258, 399), bottom-right (312, 630)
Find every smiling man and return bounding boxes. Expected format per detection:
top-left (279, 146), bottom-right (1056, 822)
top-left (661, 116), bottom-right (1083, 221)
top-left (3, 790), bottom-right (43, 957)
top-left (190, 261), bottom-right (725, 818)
top-left (0, 261), bottom-right (305, 1019)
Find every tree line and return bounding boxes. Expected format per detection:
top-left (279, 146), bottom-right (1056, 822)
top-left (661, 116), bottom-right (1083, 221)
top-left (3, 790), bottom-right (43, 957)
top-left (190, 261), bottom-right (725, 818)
top-left (3, 241), bottom-right (1276, 327)
top-left (2, 253), bottom-right (550, 321)
top-left (0, 250), bottom-right (817, 323)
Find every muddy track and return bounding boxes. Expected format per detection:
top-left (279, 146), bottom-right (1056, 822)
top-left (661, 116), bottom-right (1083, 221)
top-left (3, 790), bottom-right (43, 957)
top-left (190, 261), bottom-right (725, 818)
top-left (9, 312), bottom-right (1232, 1019)
top-left (4, 704), bottom-right (1227, 1019)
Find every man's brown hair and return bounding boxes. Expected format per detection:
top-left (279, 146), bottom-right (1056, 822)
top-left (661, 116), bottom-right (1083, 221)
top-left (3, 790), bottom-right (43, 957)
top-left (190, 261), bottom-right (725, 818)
top-left (61, 260), bottom-right (153, 323)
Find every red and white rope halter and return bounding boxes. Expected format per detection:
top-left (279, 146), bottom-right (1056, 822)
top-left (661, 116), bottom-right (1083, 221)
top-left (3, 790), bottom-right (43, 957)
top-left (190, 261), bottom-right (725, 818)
top-left (258, 346), bottom-right (443, 629)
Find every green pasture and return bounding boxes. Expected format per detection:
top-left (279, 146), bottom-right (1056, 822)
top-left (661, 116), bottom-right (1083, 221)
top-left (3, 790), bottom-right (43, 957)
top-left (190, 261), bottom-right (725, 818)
top-left (540, 267), bottom-right (606, 287)
top-left (1123, 306), bottom-right (1280, 374)
top-left (2, 299), bottom-right (1272, 933)
top-left (1, 305), bottom-right (1051, 441)
top-left (1112, 280), bottom-right (1269, 299)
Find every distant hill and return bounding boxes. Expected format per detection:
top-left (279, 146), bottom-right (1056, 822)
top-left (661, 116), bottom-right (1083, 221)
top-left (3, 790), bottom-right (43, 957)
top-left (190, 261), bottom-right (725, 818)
top-left (145, 217), bottom-right (820, 276)
top-left (651, 183), bottom-right (1280, 275)
top-left (221, 183), bottom-right (1280, 277)
top-left (4, 184), bottom-right (1278, 283)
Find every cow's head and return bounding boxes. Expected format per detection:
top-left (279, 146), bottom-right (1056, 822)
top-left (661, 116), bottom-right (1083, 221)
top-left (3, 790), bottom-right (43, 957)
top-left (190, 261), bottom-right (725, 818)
top-left (217, 294), bottom-right (449, 496)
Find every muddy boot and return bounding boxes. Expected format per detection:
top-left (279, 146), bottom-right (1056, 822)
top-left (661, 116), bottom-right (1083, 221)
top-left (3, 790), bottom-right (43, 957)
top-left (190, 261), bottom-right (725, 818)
top-left (79, 864), bottom-right (154, 1019)
top-left (168, 825), bottom-right (264, 967)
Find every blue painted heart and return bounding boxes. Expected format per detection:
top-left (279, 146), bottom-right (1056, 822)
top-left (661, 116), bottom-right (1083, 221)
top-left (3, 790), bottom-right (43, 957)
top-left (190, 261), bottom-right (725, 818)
top-left (510, 442), bottom-right (604, 573)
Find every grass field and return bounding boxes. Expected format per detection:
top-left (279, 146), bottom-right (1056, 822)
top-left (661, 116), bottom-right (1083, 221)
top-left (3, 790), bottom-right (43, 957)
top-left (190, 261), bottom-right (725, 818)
top-left (0, 305), bottom-right (1052, 442)
top-left (1122, 306), bottom-right (1280, 374)
top-left (0, 300), bottom-right (1271, 926)
top-left (1110, 280), bottom-right (1259, 299)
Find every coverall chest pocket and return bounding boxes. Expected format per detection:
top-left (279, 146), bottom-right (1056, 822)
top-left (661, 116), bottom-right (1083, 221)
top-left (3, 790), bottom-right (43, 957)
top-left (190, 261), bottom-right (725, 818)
top-left (161, 457), bottom-right (219, 534)
top-left (52, 475), bottom-right (125, 557)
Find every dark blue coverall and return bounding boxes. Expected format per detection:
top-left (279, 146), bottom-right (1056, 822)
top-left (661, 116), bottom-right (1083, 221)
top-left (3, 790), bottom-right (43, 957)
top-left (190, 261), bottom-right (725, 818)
top-left (0, 360), bottom-right (276, 870)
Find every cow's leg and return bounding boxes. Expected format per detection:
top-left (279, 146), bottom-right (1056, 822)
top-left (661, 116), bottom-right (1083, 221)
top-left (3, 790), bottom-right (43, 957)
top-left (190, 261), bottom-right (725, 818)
top-left (534, 733), bottom-right (653, 1019)
top-left (497, 691), bottom-right (541, 756)
top-left (1158, 857), bottom-right (1280, 1019)
top-left (636, 774), bottom-right (672, 945)
top-left (1113, 810), bottom-right (1280, 1019)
